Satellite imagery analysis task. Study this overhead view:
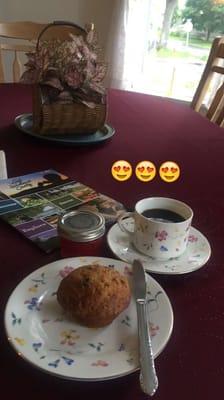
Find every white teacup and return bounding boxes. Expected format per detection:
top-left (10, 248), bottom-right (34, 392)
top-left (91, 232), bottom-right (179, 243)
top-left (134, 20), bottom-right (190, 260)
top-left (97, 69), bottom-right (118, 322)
top-left (118, 197), bottom-right (193, 260)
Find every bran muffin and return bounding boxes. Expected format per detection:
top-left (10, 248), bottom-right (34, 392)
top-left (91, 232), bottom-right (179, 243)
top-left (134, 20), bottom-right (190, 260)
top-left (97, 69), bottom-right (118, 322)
top-left (57, 264), bottom-right (131, 327)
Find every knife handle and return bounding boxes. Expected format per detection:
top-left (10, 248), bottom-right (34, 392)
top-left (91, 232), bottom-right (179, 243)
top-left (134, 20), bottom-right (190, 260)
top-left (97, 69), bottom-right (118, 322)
top-left (136, 299), bottom-right (158, 396)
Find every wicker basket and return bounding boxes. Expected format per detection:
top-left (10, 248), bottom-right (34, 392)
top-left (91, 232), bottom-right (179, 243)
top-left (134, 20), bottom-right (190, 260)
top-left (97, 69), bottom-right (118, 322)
top-left (32, 21), bottom-right (107, 135)
top-left (33, 85), bottom-right (107, 135)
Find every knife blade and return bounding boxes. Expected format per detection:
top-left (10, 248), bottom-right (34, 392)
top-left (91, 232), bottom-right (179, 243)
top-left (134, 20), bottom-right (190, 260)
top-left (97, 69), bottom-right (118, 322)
top-left (133, 259), bottom-right (158, 396)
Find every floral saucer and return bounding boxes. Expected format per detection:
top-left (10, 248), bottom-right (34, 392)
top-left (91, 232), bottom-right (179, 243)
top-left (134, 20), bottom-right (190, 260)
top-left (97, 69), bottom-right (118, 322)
top-left (107, 218), bottom-right (211, 275)
top-left (4, 257), bottom-right (173, 381)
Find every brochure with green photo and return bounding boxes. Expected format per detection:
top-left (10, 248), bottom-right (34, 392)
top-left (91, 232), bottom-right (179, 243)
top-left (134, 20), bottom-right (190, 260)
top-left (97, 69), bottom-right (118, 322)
top-left (0, 169), bottom-right (125, 252)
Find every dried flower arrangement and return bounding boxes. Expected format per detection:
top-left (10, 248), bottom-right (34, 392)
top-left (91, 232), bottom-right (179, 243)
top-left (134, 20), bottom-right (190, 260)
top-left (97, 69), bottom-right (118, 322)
top-left (21, 25), bottom-right (107, 109)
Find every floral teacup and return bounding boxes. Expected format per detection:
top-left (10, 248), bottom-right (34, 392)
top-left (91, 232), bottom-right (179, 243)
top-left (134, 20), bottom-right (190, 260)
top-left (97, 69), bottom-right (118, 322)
top-left (118, 197), bottom-right (193, 260)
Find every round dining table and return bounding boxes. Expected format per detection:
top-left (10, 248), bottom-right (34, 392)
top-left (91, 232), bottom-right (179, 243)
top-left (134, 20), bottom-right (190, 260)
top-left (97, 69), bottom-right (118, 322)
top-left (0, 83), bottom-right (224, 400)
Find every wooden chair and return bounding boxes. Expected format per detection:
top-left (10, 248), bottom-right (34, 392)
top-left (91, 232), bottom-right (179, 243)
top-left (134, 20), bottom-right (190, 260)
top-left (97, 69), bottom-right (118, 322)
top-left (0, 21), bottom-right (88, 83)
top-left (191, 36), bottom-right (224, 126)
top-left (0, 150), bottom-right (7, 179)
top-left (0, 21), bottom-right (48, 82)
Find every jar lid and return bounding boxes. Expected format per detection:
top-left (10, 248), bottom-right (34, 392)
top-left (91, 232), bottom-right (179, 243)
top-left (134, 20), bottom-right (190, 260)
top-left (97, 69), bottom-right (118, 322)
top-left (58, 210), bottom-right (105, 242)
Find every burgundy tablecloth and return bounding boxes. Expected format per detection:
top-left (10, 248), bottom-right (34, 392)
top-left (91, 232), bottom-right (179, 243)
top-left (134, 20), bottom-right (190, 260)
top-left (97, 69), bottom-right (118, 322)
top-left (1, 84), bottom-right (224, 400)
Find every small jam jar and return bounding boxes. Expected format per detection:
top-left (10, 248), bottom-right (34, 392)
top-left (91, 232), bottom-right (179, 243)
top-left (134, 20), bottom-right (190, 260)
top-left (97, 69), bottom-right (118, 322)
top-left (58, 210), bottom-right (106, 258)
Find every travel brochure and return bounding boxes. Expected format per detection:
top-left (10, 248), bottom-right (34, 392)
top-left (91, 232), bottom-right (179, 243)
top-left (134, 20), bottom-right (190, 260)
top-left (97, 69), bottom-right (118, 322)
top-left (0, 169), bottom-right (125, 252)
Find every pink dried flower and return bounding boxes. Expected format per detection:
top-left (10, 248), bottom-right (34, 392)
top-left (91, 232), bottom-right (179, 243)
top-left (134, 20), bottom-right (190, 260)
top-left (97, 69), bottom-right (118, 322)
top-left (20, 24), bottom-right (106, 107)
top-left (41, 68), bottom-right (64, 90)
top-left (64, 64), bottom-right (84, 89)
top-left (86, 29), bottom-right (98, 46)
top-left (93, 63), bottom-right (107, 82)
top-left (20, 69), bottom-right (40, 84)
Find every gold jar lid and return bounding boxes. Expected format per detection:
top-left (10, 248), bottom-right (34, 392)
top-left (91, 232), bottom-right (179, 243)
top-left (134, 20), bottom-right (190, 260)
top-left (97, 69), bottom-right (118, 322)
top-left (58, 210), bottom-right (105, 242)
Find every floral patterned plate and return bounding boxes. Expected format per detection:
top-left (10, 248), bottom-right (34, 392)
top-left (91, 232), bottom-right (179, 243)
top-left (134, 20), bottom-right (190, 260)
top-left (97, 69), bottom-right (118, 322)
top-left (107, 219), bottom-right (211, 275)
top-left (4, 257), bottom-right (173, 381)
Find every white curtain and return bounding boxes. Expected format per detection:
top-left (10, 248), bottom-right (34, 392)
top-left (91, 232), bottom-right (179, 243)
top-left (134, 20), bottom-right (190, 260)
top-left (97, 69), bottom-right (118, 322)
top-left (105, 0), bottom-right (129, 89)
top-left (123, 0), bottom-right (152, 89)
top-left (106, 0), bottom-right (152, 90)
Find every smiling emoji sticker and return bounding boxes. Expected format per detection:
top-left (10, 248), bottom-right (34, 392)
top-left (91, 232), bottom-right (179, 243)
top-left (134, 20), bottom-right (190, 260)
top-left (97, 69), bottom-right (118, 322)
top-left (159, 161), bottom-right (180, 183)
top-left (135, 161), bottom-right (156, 182)
top-left (111, 160), bottom-right (132, 181)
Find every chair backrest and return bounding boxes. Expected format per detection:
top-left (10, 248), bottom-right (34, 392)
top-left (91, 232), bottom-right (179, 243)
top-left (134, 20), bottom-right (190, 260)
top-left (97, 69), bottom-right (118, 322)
top-left (0, 21), bottom-right (87, 83)
top-left (191, 36), bottom-right (224, 126)
top-left (0, 150), bottom-right (7, 179)
top-left (0, 21), bottom-right (47, 83)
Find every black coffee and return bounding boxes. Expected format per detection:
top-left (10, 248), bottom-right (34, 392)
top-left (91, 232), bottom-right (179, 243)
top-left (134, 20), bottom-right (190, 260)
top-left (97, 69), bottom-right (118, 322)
top-left (142, 208), bottom-right (185, 223)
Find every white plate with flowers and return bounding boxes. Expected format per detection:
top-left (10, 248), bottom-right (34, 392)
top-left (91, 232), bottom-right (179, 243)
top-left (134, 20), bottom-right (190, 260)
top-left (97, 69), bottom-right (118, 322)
top-left (4, 257), bottom-right (173, 381)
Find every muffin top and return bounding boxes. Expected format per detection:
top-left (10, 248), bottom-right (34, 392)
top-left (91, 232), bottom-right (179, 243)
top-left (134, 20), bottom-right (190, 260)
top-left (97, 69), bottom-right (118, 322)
top-left (57, 264), bottom-right (131, 327)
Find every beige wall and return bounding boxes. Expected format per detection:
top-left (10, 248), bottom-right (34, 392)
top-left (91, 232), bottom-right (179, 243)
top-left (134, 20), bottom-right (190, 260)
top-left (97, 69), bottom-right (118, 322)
top-left (1, 0), bottom-right (113, 51)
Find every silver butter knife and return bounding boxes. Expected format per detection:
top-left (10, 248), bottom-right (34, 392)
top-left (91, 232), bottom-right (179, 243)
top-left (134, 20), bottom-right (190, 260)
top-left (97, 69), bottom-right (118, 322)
top-left (133, 259), bottom-right (158, 396)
